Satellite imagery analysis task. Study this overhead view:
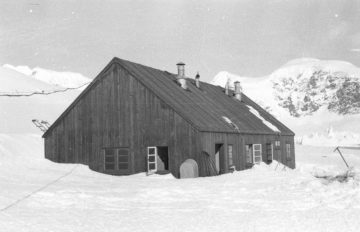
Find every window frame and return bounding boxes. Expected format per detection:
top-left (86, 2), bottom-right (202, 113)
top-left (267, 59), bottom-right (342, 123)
top-left (103, 147), bottom-right (130, 172)
top-left (117, 148), bottom-right (130, 171)
top-left (286, 143), bottom-right (291, 160)
top-left (245, 144), bottom-right (252, 164)
top-left (228, 144), bottom-right (234, 167)
top-left (104, 148), bottom-right (116, 171)
top-left (147, 146), bottom-right (158, 174)
top-left (253, 144), bottom-right (262, 164)
top-left (275, 140), bottom-right (281, 147)
top-left (266, 143), bottom-right (273, 162)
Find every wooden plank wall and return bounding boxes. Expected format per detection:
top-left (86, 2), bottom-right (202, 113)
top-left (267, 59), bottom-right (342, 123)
top-left (200, 132), bottom-right (243, 173)
top-left (44, 63), bottom-right (132, 172)
top-left (129, 73), bottom-right (201, 178)
top-left (240, 134), bottom-right (295, 169)
top-left (200, 132), bottom-right (295, 173)
top-left (44, 63), bottom-right (202, 177)
top-left (44, 61), bottom-right (295, 177)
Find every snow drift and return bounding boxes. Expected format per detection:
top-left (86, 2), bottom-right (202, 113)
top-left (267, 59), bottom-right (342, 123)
top-left (1, 60), bottom-right (360, 231)
top-left (0, 65), bottom-right (86, 133)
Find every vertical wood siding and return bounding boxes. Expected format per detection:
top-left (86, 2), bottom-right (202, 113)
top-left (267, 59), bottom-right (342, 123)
top-left (199, 132), bottom-right (295, 173)
top-left (44, 62), bottom-right (295, 177)
top-left (44, 63), bottom-right (202, 177)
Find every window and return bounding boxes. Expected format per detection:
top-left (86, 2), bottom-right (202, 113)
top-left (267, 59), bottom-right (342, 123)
top-left (286, 143), bottom-right (291, 159)
top-left (118, 148), bottom-right (129, 170)
top-left (228, 145), bottom-right (233, 166)
top-left (246, 145), bottom-right (252, 163)
top-left (275, 141), bottom-right (280, 147)
top-left (253, 144), bottom-right (262, 164)
top-left (266, 143), bottom-right (273, 163)
top-left (104, 148), bottom-right (116, 170)
top-left (104, 148), bottom-right (130, 171)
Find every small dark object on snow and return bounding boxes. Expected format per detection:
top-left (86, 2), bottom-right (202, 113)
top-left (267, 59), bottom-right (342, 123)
top-left (315, 168), bottom-right (356, 183)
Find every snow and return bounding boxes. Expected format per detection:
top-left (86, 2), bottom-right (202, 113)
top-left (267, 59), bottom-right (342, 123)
top-left (222, 116), bottom-right (232, 124)
top-left (1, 61), bottom-right (360, 231)
top-left (0, 67), bottom-right (82, 133)
top-left (1, 134), bottom-right (360, 231)
top-left (221, 116), bottom-right (240, 131)
top-left (0, 66), bottom-right (57, 93)
top-left (211, 58), bottom-right (360, 147)
top-left (275, 58), bottom-right (360, 78)
top-left (3, 64), bottom-right (91, 89)
top-left (246, 105), bottom-right (280, 132)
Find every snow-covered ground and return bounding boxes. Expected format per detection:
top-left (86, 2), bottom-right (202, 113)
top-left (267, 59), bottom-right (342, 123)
top-left (0, 65), bottom-right (87, 133)
top-left (1, 134), bottom-right (360, 232)
top-left (1, 61), bottom-right (360, 231)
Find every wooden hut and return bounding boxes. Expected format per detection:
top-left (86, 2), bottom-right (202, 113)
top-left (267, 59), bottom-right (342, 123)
top-left (43, 57), bottom-right (295, 178)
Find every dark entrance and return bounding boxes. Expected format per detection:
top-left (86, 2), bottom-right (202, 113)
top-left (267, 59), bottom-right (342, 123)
top-left (215, 144), bottom-right (225, 174)
top-left (274, 140), bottom-right (281, 162)
top-left (156, 146), bottom-right (169, 174)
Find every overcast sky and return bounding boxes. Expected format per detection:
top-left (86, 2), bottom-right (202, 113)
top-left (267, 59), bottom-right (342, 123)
top-left (1, 0), bottom-right (360, 81)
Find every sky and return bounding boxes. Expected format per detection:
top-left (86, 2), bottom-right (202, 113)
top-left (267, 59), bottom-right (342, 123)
top-left (1, 0), bottom-right (360, 82)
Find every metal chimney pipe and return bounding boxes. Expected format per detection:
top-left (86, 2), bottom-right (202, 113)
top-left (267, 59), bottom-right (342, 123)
top-left (234, 81), bottom-right (242, 101)
top-left (176, 62), bottom-right (187, 89)
top-left (195, 72), bottom-right (200, 88)
top-left (225, 79), bottom-right (230, 96)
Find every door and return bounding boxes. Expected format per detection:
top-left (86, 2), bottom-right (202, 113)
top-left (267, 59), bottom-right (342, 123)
top-left (157, 146), bottom-right (169, 173)
top-left (253, 144), bottom-right (262, 164)
top-left (274, 140), bottom-right (281, 162)
top-left (147, 147), bottom-right (157, 174)
top-left (215, 144), bottom-right (225, 174)
top-left (266, 143), bottom-right (273, 164)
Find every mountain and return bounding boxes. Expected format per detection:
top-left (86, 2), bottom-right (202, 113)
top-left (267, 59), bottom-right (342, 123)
top-left (0, 66), bottom-right (58, 93)
top-left (211, 58), bottom-right (360, 146)
top-left (0, 65), bottom-right (87, 133)
top-left (3, 64), bottom-right (90, 89)
top-left (270, 58), bottom-right (360, 117)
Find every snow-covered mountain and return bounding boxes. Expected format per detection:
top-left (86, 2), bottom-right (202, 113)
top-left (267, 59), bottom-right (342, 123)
top-left (212, 58), bottom-right (360, 146)
top-left (271, 58), bottom-right (360, 117)
top-left (0, 65), bottom-right (88, 133)
top-left (3, 64), bottom-right (90, 89)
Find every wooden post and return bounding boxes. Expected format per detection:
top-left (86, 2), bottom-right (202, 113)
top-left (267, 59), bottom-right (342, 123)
top-left (334, 147), bottom-right (350, 168)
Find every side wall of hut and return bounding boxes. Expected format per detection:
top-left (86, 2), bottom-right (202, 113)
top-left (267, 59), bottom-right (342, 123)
top-left (199, 132), bottom-right (295, 173)
top-left (240, 134), bottom-right (295, 169)
top-left (44, 62), bottom-right (133, 170)
top-left (128, 70), bottom-right (202, 178)
top-left (44, 62), bottom-right (204, 177)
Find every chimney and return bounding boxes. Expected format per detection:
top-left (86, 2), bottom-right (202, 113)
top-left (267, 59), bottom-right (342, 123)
top-left (234, 81), bottom-right (242, 101)
top-left (195, 72), bottom-right (200, 88)
top-left (176, 62), bottom-right (187, 89)
top-left (225, 79), bottom-right (230, 96)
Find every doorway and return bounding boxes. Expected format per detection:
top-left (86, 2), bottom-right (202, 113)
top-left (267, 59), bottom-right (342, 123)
top-left (215, 144), bottom-right (225, 174)
top-left (147, 146), bottom-right (169, 175)
top-left (156, 146), bottom-right (169, 173)
top-left (274, 140), bottom-right (281, 162)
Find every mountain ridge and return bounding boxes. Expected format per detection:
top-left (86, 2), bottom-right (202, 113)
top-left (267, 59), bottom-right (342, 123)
top-left (211, 58), bottom-right (360, 145)
top-left (2, 64), bottom-right (90, 89)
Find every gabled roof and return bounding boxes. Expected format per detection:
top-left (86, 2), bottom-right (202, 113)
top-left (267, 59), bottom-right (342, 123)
top-left (43, 57), bottom-right (295, 137)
